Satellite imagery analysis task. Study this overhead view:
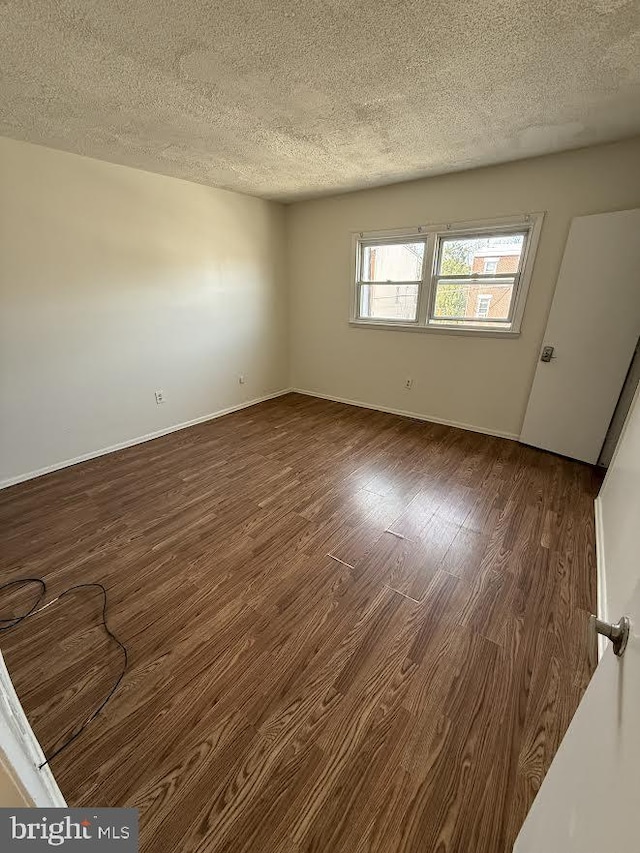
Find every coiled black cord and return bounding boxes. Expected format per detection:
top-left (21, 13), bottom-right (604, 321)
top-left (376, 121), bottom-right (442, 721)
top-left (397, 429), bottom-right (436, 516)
top-left (0, 578), bottom-right (127, 769)
top-left (0, 578), bottom-right (46, 630)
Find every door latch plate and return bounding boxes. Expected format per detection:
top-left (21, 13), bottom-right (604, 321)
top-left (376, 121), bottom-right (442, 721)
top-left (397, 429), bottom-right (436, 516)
top-left (540, 345), bottom-right (555, 363)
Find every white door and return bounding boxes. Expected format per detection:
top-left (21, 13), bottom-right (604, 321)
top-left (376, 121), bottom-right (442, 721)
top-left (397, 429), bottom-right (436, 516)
top-left (514, 581), bottom-right (640, 853)
top-left (520, 208), bottom-right (640, 464)
top-left (0, 652), bottom-right (66, 807)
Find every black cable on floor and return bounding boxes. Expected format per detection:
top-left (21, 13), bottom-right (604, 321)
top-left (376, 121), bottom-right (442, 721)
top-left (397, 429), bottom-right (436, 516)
top-left (0, 578), bottom-right (46, 631)
top-left (0, 578), bottom-right (128, 770)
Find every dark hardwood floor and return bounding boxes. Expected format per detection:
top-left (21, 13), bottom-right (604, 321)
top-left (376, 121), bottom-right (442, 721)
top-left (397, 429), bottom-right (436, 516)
top-left (0, 393), bottom-right (602, 852)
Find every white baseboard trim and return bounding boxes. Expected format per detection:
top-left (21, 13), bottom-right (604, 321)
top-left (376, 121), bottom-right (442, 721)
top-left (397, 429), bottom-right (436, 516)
top-left (291, 388), bottom-right (520, 441)
top-left (2, 387), bottom-right (518, 490)
top-left (0, 389), bottom-right (292, 490)
top-left (594, 495), bottom-right (608, 661)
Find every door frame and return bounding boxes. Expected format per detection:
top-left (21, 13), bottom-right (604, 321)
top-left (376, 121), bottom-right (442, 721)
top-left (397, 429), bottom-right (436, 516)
top-left (0, 651), bottom-right (66, 806)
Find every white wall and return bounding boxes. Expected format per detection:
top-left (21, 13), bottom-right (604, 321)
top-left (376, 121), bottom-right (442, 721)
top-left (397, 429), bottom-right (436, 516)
top-left (3, 136), bottom-right (640, 485)
top-left (0, 137), bottom-right (288, 485)
top-left (287, 138), bottom-right (640, 438)
top-left (597, 384), bottom-right (640, 623)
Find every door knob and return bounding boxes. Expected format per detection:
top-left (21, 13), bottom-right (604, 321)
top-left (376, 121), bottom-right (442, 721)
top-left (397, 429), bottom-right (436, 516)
top-left (590, 615), bottom-right (630, 657)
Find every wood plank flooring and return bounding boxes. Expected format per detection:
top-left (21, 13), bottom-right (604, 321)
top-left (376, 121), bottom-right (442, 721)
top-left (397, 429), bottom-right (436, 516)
top-left (0, 393), bottom-right (602, 852)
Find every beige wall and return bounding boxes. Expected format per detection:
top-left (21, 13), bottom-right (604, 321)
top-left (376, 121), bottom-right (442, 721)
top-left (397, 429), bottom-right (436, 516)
top-left (287, 138), bottom-right (640, 437)
top-left (0, 751), bottom-right (32, 807)
top-left (0, 137), bottom-right (288, 485)
top-left (598, 384), bottom-right (640, 623)
top-left (2, 136), bottom-right (640, 485)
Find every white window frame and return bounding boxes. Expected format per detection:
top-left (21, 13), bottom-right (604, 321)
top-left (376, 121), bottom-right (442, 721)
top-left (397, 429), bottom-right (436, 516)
top-left (483, 258), bottom-right (498, 274)
top-left (350, 213), bottom-right (544, 337)
top-left (354, 236), bottom-right (426, 325)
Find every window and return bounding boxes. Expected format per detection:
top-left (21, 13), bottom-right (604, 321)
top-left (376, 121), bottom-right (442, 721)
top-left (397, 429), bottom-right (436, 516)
top-left (352, 214), bottom-right (542, 335)
top-left (476, 294), bottom-right (492, 318)
top-left (357, 241), bottom-right (424, 321)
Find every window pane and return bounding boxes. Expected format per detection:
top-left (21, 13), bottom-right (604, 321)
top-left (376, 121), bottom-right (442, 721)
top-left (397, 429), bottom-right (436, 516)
top-left (361, 242), bottom-right (425, 282)
top-left (432, 279), bottom-right (514, 321)
top-left (360, 283), bottom-right (419, 321)
top-left (477, 294), bottom-right (492, 317)
top-left (438, 233), bottom-right (525, 276)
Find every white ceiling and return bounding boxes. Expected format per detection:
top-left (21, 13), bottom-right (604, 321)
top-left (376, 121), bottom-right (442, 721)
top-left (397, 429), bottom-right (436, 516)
top-left (1, 0), bottom-right (639, 201)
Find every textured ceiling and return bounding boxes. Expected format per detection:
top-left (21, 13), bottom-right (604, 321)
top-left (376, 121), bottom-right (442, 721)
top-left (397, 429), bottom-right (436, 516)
top-left (1, 0), bottom-right (639, 201)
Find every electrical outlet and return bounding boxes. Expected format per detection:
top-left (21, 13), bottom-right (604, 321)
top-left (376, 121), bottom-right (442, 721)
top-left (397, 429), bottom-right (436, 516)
top-left (404, 378), bottom-right (413, 390)
top-left (155, 390), bottom-right (165, 404)
top-left (238, 375), bottom-right (246, 385)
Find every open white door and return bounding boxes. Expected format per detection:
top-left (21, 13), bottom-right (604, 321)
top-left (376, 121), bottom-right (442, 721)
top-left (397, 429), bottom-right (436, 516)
top-left (514, 582), bottom-right (640, 852)
top-left (520, 208), bottom-right (640, 464)
top-left (0, 652), bottom-right (66, 807)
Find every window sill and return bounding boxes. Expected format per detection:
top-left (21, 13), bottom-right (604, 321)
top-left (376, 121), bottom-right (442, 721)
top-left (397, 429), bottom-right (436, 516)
top-left (348, 320), bottom-right (520, 338)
